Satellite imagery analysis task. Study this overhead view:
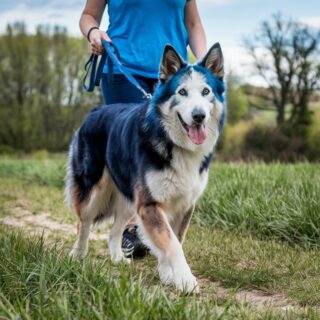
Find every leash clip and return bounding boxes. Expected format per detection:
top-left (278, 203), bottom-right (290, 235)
top-left (144, 93), bottom-right (152, 100)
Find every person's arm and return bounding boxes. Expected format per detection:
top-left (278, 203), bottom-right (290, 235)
top-left (79, 0), bottom-right (111, 55)
top-left (184, 0), bottom-right (207, 59)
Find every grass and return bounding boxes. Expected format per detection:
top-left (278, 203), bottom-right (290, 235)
top-left (0, 157), bottom-right (320, 318)
top-left (1, 226), bottom-right (319, 320)
top-left (186, 225), bottom-right (320, 306)
top-left (0, 157), bottom-right (65, 188)
top-left (1, 157), bottom-right (319, 246)
top-left (0, 227), bottom-right (218, 320)
top-left (197, 163), bottom-right (320, 247)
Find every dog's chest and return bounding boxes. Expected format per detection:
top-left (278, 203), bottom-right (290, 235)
top-left (145, 151), bottom-right (208, 211)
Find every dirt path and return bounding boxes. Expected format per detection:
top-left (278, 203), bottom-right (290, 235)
top-left (0, 209), bottom-right (108, 241)
top-left (197, 277), bottom-right (297, 313)
top-left (0, 209), bottom-right (300, 313)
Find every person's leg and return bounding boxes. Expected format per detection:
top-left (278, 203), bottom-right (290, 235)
top-left (101, 74), bottom-right (157, 258)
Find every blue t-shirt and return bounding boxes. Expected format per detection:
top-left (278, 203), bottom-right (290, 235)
top-left (103, 0), bottom-right (189, 79)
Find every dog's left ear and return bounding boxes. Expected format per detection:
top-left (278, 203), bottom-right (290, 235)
top-left (199, 43), bottom-right (224, 79)
top-left (160, 45), bottom-right (186, 82)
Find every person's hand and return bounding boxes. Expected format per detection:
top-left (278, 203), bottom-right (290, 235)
top-left (89, 30), bottom-right (111, 55)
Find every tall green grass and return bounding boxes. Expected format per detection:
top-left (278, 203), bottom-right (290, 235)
top-left (0, 158), bottom-right (319, 247)
top-left (0, 227), bottom-right (220, 320)
top-left (196, 163), bottom-right (320, 247)
top-left (0, 158), bottom-right (65, 188)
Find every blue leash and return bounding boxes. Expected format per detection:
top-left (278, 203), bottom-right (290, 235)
top-left (83, 39), bottom-right (152, 99)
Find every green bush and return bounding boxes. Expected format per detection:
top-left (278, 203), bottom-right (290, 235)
top-left (31, 149), bottom-right (49, 160)
top-left (243, 124), bottom-right (308, 162)
top-left (219, 121), bottom-right (253, 160)
top-left (307, 108), bottom-right (320, 160)
top-left (226, 74), bottom-right (249, 124)
top-left (0, 145), bottom-right (20, 155)
top-left (220, 121), bottom-right (310, 162)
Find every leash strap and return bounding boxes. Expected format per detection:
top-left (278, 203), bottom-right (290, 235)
top-left (82, 54), bottom-right (98, 92)
top-left (82, 39), bottom-right (152, 99)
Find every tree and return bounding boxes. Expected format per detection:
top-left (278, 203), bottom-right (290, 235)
top-left (289, 26), bottom-right (320, 125)
top-left (0, 23), bottom-right (101, 152)
top-left (226, 73), bottom-right (249, 124)
top-left (245, 14), bottom-right (320, 126)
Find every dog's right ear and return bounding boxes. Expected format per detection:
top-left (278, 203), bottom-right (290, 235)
top-left (159, 45), bottom-right (186, 82)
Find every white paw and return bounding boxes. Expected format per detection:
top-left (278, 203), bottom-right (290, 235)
top-left (110, 252), bottom-right (131, 265)
top-left (158, 263), bottom-right (174, 285)
top-left (173, 272), bottom-right (199, 294)
top-left (69, 247), bottom-right (87, 260)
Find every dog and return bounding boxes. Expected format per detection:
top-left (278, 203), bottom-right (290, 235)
top-left (65, 43), bottom-right (225, 293)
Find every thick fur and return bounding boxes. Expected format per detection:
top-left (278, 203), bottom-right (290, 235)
top-left (66, 43), bottom-right (226, 292)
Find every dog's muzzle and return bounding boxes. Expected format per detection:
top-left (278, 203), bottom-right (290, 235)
top-left (177, 112), bottom-right (207, 145)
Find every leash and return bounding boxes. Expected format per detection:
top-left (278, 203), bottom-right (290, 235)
top-left (83, 39), bottom-right (152, 100)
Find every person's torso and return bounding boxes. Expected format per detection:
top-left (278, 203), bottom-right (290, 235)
top-left (104, 0), bottom-right (189, 78)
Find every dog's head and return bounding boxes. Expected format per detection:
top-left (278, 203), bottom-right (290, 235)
top-left (152, 43), bottom-right (225, 151)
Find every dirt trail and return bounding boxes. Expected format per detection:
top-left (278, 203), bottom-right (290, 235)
top-left (0, 209), bottom-right (108, 241)
top-left (197, 278), bottom-right (298, 313)
top-left (0, 208), bottom-right (300, 313)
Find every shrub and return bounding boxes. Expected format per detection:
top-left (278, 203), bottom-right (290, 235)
top-left (219, 120), bottom-right (314, 162)
top-left (0, 145), bottom-right (19, 155)
top-left (219, 121), bottom-right (253, 160)
top-left (226, 74), bottom-right (249, 124)
top-left (307, 108), bottom-right (320, 160)
top-left (31, 149), bottom-right (49, 160)
top-left (244, 124), bottom-right (308, 162)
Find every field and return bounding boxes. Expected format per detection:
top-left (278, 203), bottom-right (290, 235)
top-left (0, 156), bottom-right (320, 319)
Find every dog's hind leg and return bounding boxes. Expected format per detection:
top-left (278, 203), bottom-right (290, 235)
top-left (70, 216), bottom-right (93, 259)
top-left (69, 169), bottom-right (112, 259)
top-left (135, 185), bottom-right (198, 293)
top-left (108, 193), bottom-right (133, 264)
top-left (69, 190), bottom-right (100, 259)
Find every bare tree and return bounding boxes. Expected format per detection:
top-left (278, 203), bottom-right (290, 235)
top-left (290, 26), bottom-right (320, 125)
top-left (245, 13), bottom-right (320, 126)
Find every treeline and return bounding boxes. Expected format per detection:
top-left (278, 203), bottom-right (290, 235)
top-left (0, 20), bottom-right (320, 161)
top-left (0, 23), bottom-right (101, 152)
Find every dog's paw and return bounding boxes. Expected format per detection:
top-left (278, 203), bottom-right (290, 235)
top-left (158, 263), bottom-right (174, 285)
top-left (110, 253), bottom-right (131, 265)
top-left (173, 272), bottom-right (199, 294)
top-left (69, 247), bottom-right (87, 260)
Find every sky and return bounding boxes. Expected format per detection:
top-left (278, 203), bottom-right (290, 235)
top-left (0, 0), bottom-right (319, 84)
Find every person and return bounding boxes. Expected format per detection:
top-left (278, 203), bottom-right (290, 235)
top-left (79, 0), bottom-right (207, 258)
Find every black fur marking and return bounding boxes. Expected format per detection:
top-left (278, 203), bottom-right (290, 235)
top-left (199, 153), bottom-right (213, 174)
top-left (169, 97), bottom-right (179, 109)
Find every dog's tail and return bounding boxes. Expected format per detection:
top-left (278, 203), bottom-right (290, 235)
top-left (64, 129), bottom-right (79, 211)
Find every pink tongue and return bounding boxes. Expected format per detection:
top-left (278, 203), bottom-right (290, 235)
top-left (188, 125), bottom-right (207, 145)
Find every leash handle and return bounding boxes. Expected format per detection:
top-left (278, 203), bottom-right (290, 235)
top-left (82, 40), bottom-right (152, 100)
top-left (82, 54), bottom-right (98, 92)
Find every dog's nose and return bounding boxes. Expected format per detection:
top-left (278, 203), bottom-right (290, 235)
top-left (192, 109), bottom-right (206, 124)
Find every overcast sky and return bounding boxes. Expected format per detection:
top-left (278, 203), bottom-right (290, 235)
top-left (0, 0), bottom-right (319, 83)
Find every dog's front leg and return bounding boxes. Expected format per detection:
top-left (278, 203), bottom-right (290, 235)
top-left (177, 205), bottom-right (194, 244)
top-left (136, 202), bottom-right (198, 293)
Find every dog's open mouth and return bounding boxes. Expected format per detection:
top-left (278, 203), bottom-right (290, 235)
top-left (177, 113), bottom-right (207, 145)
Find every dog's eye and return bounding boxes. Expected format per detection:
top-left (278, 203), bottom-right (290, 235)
top-left (202, 88), bottom-right (210, 96)
top-left (178, 88), bottom-right (188, 96)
